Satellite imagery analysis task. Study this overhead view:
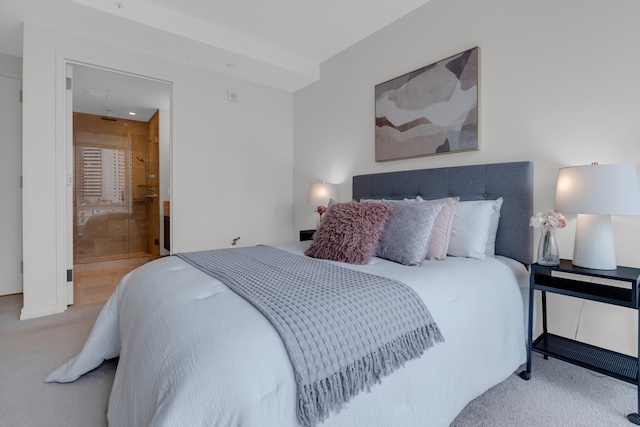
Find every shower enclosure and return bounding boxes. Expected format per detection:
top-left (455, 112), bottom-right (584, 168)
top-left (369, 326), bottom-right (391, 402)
top-left (73, 112), bottom-right (160, 263)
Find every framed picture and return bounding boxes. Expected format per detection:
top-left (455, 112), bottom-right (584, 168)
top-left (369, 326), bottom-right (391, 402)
top-left (375, 47), bottom-right (478, 162)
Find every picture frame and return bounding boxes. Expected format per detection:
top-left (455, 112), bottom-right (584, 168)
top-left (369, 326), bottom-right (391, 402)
top-left (375, 47), bottom-right (479, 162)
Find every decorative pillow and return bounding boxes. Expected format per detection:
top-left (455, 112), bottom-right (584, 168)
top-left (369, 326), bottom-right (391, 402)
top-left (484, 197), bottom-right (504, 257)
top-left (360, 198), bottom-right (409, 203)
top-left (417, 196), bottom-right (460, 260)
top-left (305, 201), bottom-right (393, 265)
top-left (375, 201), bottom-right (444, 266)
top-left (447, 200), bottom-right (496, 260)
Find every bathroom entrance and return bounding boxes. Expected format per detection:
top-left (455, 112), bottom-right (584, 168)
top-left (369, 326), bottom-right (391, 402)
top-left (68, 63), bottom-right (171, 306)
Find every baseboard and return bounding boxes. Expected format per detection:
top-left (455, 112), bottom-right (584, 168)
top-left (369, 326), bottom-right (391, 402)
top-left (20, 302), bottom-right (58, 320)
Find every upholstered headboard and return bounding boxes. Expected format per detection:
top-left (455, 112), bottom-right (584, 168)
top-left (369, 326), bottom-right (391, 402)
top-left (353, 161), bottom-right (534, 265)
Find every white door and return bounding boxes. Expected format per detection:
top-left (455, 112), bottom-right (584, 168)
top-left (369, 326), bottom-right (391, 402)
top-left (0, 74), bottom-right (23, 295)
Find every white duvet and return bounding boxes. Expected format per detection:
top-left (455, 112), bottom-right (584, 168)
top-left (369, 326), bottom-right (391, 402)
top-left (47, 242), bottom-right (529, 427)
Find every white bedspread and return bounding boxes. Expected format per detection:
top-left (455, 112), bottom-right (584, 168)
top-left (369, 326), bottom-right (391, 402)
top-left (46, 242), bottom-right (529, 427)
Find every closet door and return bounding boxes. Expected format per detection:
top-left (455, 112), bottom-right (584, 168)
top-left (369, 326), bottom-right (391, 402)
top-left (0, 74), bottom-right (23, 295)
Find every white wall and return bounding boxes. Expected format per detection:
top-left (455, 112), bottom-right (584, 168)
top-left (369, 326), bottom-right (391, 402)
top-left (293, 0), bottom-right (640, 355)
top-left (21, 23), bottom-right (293, 319)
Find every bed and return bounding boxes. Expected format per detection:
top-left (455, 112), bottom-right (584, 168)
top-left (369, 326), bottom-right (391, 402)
top-left (47, 161), bottom-right (534, 427)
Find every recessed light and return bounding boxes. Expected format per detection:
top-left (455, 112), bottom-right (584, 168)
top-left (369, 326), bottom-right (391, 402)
top-left (128, 112), bottom-right (136, 116)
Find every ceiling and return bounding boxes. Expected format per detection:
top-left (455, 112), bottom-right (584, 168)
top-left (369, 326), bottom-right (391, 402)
top-left (0, 0), bottom-right (430, 92)
top-left (0, 0), bottom-right (429, 122)
top-left (72, 64), bottom-right (170, 122)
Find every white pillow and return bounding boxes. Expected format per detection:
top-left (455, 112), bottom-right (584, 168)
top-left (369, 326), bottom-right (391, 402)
top-left (484, 197), bottom-right (504, 257)
top-left (447, 200), bottom-right (497, 260)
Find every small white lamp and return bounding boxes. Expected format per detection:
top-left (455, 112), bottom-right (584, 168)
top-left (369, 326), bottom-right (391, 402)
top-left (554, 163), bottom-right (640, 270)
top-left (309, 182), bottom-right (338, 227)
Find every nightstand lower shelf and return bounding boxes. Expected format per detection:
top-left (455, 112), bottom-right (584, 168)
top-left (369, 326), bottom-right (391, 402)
top-left (533, 333), bottom-right (638, 384)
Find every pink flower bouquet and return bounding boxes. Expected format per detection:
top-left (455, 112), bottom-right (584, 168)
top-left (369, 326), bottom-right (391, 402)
top-left (529, 211), bottom-right (567, 230)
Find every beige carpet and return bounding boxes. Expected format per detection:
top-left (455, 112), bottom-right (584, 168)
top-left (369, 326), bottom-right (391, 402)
top-left (451, 352), bottom-right (636, 427)
top-left (0, 293), bottom-right (636, 426)
top-left (0, 295), bottom-right (115, 427)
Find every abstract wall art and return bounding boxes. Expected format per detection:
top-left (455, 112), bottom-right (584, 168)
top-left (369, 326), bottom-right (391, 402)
top-left (375, 47), bottom-right (478, 161)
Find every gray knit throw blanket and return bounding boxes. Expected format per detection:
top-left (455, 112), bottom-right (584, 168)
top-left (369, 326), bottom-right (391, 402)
top-left (176, 246), bottom-right (444, 427)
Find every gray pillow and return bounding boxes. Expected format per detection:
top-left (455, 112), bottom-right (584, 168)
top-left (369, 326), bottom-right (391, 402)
top-left (375, 201), bottom-right (444, 266)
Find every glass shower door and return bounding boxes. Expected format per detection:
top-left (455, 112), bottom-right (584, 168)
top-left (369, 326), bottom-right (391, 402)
top-left (74, 140), bottom-right (132, 263)
top-left (73, 112), bottom-right (156, 264)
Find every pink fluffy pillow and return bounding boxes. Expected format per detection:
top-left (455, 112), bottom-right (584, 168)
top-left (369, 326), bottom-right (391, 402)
top-left (305, 201), bottom-right (393, 265)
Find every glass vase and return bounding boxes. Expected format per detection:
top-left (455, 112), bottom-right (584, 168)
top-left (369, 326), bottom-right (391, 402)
top-left (537, 227), bottom-right (560, 266)
top-left (316, 212), bottom-right (324, 230)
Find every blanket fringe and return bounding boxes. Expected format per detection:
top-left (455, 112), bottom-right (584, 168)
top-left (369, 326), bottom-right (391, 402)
top-left (297, 324), bottom-right (444, 427)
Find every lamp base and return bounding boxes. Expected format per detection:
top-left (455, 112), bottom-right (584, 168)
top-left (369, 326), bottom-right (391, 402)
top-left (572, 214), bottom-right (617, 270)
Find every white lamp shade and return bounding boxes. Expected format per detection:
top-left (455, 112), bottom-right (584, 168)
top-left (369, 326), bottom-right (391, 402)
top-left (554, 164), bottom-right (639, 270)
top-left (555, 164), bottom-right (640, 215)
top-left (309, 182), bottom-right (338, 207)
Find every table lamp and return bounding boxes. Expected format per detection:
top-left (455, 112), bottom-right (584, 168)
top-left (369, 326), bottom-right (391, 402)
top-left (309, 182), bottom-right (338, 227)
top-left (554, 163), bottom-right (640, 270)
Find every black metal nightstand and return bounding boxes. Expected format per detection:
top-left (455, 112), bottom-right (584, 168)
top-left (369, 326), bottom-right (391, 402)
top-left (299, 229), bottom-right (315, 241)
top-left (519, 259), bottom-right (640, 424)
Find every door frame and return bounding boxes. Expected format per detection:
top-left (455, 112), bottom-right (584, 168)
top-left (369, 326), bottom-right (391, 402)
top-left (55, 52), bottom-right (173, 310)
top-left (0, 72), bottom-right (23, 296)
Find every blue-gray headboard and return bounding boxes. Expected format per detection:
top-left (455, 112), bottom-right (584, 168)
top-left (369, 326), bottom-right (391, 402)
top-left (352, 161), bottom-right (534, 265)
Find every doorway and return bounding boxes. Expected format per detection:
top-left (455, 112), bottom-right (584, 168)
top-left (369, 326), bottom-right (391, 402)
top-left (69, 64), bottom-right (170, 306)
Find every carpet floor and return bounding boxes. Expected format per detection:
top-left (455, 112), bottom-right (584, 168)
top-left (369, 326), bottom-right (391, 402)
top-left (0, 293), bottom-right (636, 426)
